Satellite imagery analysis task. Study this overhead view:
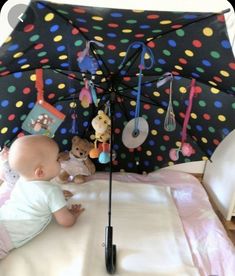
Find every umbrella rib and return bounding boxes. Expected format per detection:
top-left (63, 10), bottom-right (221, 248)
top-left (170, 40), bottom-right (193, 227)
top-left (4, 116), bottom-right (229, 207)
top-left (116, 9), bottom-right (230, 75)
top-left (37, 1), bottom-right (111, 77)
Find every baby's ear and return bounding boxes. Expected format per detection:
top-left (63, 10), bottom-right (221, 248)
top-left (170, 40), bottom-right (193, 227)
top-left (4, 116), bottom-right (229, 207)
top-left (34, 166), bottom-right (44, 178)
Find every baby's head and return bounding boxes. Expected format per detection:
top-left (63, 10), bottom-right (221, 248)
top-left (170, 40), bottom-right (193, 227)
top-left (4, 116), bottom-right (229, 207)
top-left (9, 135), bottom-right (60, 181)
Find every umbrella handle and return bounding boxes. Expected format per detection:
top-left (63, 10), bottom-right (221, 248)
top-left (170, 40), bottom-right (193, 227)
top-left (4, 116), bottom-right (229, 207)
top-left (105, 226), bottom-right (116, 274)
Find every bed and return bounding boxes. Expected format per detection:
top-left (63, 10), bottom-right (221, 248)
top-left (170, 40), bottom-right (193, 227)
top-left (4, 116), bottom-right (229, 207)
top-left (0, 169), bottom-right (234, 276)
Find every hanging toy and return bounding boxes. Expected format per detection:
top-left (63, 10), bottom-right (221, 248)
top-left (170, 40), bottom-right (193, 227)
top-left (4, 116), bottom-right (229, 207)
top-left (89, 109), bottom-right (111, 164)
top-left (156, 72), bottom-right (176, 132)
top-left (169, 79), bottom-right (196, 161)
top-left (79, 79), bottom-right (92, 108)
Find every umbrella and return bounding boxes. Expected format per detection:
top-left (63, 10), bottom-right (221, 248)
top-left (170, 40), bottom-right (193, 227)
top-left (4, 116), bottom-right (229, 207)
top-left (0, 0), bottom-right (235, 273)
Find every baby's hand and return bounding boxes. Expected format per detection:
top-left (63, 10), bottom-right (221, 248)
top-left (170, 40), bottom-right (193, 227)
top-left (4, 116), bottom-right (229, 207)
top-left (69, 204), bottom-right (85, 218)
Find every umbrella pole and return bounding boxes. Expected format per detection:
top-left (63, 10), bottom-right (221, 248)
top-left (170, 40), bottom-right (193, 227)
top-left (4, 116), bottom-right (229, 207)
top-left (105, 91), bottom-right (116, 274)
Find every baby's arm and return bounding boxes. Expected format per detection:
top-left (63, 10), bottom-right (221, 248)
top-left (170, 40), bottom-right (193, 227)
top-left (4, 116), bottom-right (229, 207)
top-left (53, 204), bottom-right (85, 227)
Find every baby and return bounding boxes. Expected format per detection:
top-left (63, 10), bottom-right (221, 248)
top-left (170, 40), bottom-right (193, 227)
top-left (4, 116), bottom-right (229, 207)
top-left (0, 135), bottom-right (84, 259)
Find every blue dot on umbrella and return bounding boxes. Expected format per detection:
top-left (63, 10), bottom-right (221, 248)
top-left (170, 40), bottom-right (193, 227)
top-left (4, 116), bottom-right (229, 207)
top-left (28, 102), bottom-right (34, 109)
top-left (221, 40), bottom-right (231, 49)
top-left (45, 78), bottom-right (53, 85)
top-left (222, 128), bottom-right (229, 135)
top-left (184, 14), bottom-right (197, 19)
top-left (115, 112), bottom-right (122, 118)
top-left (57, 45), bottom-right (66, 52)
top-left (161, 100), bottom-right (168, 107)
top-left (149, 140), bottom-right (155, 146)
top-left (108, 59), bottom-right (115, 64)
top-left (144, 82), bottom-right (152, 87)
top-left (50, 25), bottom-right (59, 32)
top-left (196, 125), bottom-right (203, 131)
top-left (56, 104), bottom-right (63, 111)
top-left (107, 33), bottom-right (117, 38)
top-left (110, 12), bottom-right (123, 18)
top-left (69, 88), bottom-right (76, 93)
top-left (140, 24), bottom-right (150, 29)
top-left (12, 127), bottom-right (19, 133)
top-left (144, 160), bottom-right (150, 166)
top-left (130, 111), bottom-right (135, 116)
top-left (1, 100), bottom-right (9, 107)
top-left (154, 119), bottom-right (161, 125)
top-left (158, 58), bottom-right (166, 64)
top-left (61, 62), bottom-right (69, 67)
top-left (60, 128), bottom-right (67, 134)
top-left (76, 18), bottom-right (87, 23)
top-left (192, 72), bottom-right (200, 78)
top-left (168, 40), bottom-right (177, 47)
top-left (113, 144), bottom-right (119, 150)
top-left (202, 59), bottom-right (211, 67)
top-left (83, 121), bottom-right (89, 127)
top-left (128, 162), bottom-right (134, 168)
top-left (207, 149), bottom-right (213, 155)
top-left (214, 101), bottom-right (222, 108)
top-left (132, 43), bottom-right (141, 49)
top-left (131, 90), bottom-right (137, 96)
top-left (8, 44), bottom-right (19, 51)
top-left (13, 72), bottom-right (23, 78)
top-left (37, 2), bottom-right (45, 9)
top-left (18, 58), bottom-right (27, 64)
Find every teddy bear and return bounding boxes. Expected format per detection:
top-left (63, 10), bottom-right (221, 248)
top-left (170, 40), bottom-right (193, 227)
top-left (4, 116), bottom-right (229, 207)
top-left (57, 136), bottom-right (96, 184)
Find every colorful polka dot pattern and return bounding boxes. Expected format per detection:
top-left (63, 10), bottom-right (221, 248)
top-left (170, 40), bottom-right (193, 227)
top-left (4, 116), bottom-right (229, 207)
top-left (0, 1), bottom-right (234, 173)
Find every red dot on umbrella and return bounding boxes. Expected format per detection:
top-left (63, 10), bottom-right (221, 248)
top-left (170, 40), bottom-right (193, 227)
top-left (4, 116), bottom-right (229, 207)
top-left (179, 58), bottom-right (187, 64)
top-left (108, 23), bottom-right (119, 28)
top-left (80, 27), bottom-right (88, 33)
top-left (192, 40), bottom-right (202, 48)
top-left (8, 114), bottom-right (15, 121)
top-left (73, 8), bottom-right (86, 13)
top-left (203, 113), bottom-right (211, 120)
top-left (114, 128), bottom-right (121, 134)
top-left (213, 139), bottom-right (220, 145)
top-left (229, 62), bottom-right (235, 70)
top-left (135, 34), bottom-right (144, 38)
top-left (129, 148), bottom-right (134, 153)
top-left (40, 59), bottom-right (49, 64)
top-left (213, 76), bottom-right (222, 82)
top-left (0, 71), bottom-right (10, 76)
top-left (217, 15), bottom-right (225, 22)
top-left (147, 14), bottom-right (159, 19)
top-left (72, 28), bottom-right (79, 35)
top-left (123, 76), bottom-right (131, 82)
top-left (143, 104), bottom-right (151, 110)
top-left (24, 24), bottom-right (35, 33)
top-left (147, 41), bottom-right (156, 48)
top-left (157, 155), bottom-right (163, 161)
top-left (137, 146), bottom-right (142, 151)
top-left (23, 87), bottom-right (31, 94)
top-left (34, 43), bottom-right (44, 50)
top-left (107, 44), bottom-right (116, 50)
top-left (163, 135), bottom-right (170, 141)
top-left (195, 86), bottom-right (202, 94)
top-left (48, 93), bottom-right (55, 99)
top-left (179, 112), bottom-right (185, 119)
top-left (171, 24), bottom-right (183, 29)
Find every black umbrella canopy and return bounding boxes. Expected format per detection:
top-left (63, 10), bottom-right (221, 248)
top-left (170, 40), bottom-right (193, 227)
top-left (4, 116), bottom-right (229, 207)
top-left (0, 0), bottom-right (235, 173)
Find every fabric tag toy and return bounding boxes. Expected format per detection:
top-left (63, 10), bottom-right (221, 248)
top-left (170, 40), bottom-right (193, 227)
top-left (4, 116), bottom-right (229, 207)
top-left (22, 69), bottom-right (66, 137)
top-left (169, 79), bottom-right (196, 161)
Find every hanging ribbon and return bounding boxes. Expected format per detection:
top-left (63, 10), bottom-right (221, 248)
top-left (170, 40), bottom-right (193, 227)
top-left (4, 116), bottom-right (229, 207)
top-left (119, 42), bottom-right (155, 135)
top-left (169, 78), bottom-right (196, 161)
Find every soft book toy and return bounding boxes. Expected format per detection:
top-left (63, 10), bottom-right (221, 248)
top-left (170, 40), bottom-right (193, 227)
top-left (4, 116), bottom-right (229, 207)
top-left (58, 136), bottom-right (96, 184)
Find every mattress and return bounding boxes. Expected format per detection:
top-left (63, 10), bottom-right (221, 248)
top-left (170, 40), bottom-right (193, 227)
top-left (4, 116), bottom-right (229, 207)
top-left (0, 169), bottom-right (234, 276)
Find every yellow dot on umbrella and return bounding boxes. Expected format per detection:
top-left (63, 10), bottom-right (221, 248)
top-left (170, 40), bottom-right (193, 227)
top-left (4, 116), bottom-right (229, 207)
top-left (13, 52), bottom-right (24, 58)
top-left (151, 129), bottom-right (158, 135)
top-left (179, 86), bottom-right (187, 93)
top-left (16, 101), bottom-right (23, 108)
top-left (58, 83), bottom-right (65, 89)
top-left (133, 10), bottom-right (144, 13)
top-left (144, 52), bottom-right (151, 59)
top-left (211, 87), bottom-right (220, 94)
top-left (96, 70), bottom-right (103, 75)
top-left (70, 102), bottom-right (76, 108)
top-left (191, 113), bottom-right (197, 119)
top-left (153, 91), bottom-right (160, 97)
top-left (92, 16), bottom-right (103, 21)
top-left (59, 55), bottom-right (68, 60)
top-left (157, 108), bottom-right (164, 114)
top-left (30, 74), bottom-right (36, 81)
top-left (130, 100), bottom-right (136, 106)
top-left (146, 150), bottom-right (152, 156)
top-left (122, 29), bottom-right (132, 33)
top-left (101, 78), bottom-right (106, 82)
top-left (54, 35), bottom-right (62, 42)
top-left (202, 156), bottom-right (209, 161)
top-left (203, 27), bottom-right (213, 36)
top-left (160, 20), bottom-right (172, 25)
top-left (1, 127), bottom-right (8, 134)
top-left (208, 81), bottom-right (217, 86)
top-left (201, 137), bottom-right (208, 143)
top-left (5, 36), bottom-right (12, 43)
top-left (21, 64), bottom-right (30, 69)
top-left (218, 115), bottom-right (226, 121)
top-left (119, 52), bottom-right (126, 57)
top-left (220, 70), bottom-right (230, 77)
top-left (94, 36), bottom-right (103, 41)
top-left (176, 141), bottom-right (181, 147)
top-left (45, 13), bottom-right (55, 22)
top-left (175, 65), bottom-right (183, 70)
top-left (168, 161), bottom-right (174, 166)
top-left (185, 50), bottom-right (194, 57)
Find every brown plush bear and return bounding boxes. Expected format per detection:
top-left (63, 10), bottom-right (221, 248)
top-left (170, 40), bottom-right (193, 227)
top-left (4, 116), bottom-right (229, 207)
top-left (58, 136), bottom-right (96, 184)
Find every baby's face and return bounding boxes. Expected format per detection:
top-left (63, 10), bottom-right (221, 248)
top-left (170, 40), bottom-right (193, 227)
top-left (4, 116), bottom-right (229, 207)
top-left (43, 143), bottom-right (61, 180)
